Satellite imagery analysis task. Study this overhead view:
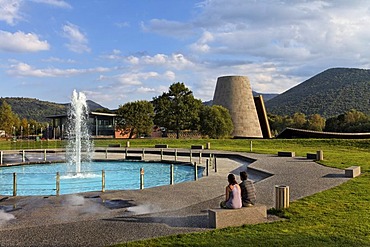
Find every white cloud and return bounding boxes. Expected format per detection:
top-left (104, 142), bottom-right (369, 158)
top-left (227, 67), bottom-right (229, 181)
top-left (42, 57), bottom-right (76, 63)
top-left (62, 22), bottom-right (90, 53)
top-left (30, 0), bottom-right (71, 8)
top-left (126, 53), bottom-right (195, 70)
top-left (0, 0), bottom-right (22, 25)
top-left (7, 62), bottom-right (111, 77)
top-left (0, 30), bottom-right (49, 52)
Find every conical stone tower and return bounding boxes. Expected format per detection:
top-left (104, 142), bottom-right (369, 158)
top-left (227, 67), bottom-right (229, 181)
top-left (212, 76), bottom-right (263, 138)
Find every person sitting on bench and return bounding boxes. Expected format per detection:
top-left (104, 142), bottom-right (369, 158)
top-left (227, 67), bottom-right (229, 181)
top-left (239, 171), bottom-right (256, 207)
top-left (220, 174), bottom-right (242, 209)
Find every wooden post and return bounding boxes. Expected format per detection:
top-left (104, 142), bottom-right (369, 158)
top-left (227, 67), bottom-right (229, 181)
top-left (105, 148), bottom-right (108, 159)
top-left (199, 152), bottom-right (202, 164)
top-left (142, 148), bottom-right (145, 160)
top-left (56, 172), bottom-right (60, 196)
top-left (194, 162), bottom-right (198, 181)
top-left (170, 164), bottom-right (174, 185)
top-left (44, 149), bottom-right (47, 161)
top-left (0, 151), bottom-right (3, 165)
top-left (22, 150), bottom-right (25, 162)
top-left (102, 170), bottom-right (105, 192)
top-left (161, 148), bottom-right (163, 161)
top-left (175, 149), bottom-right (178, 161)
top-left (250, 141), bottom-right (253, 152)
top-left (126, 141), bottom-right (130, 148)
top-left (140, 168), bottom-right (144, 190)
top-left (190, 150), bottom-right (192, 163)
top-left (13, 172), bottom-right (17, 196)
top-left (125, 148), bottom-right (128, 159)
top-left (316, 150), bottom-right (324, 161)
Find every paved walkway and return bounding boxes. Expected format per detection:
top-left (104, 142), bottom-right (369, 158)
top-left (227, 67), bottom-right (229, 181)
top-left (0, 150), bottom-right (350, 247)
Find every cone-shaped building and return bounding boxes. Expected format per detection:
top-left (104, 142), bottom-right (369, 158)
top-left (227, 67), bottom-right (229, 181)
top-left (212, 76), bottom-right (263, 138)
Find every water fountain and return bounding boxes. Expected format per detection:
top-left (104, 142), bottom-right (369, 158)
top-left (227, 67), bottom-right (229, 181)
top-left (66, 90), bottom-right (94, 174)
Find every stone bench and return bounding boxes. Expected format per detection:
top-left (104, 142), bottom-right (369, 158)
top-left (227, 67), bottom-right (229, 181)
top-left (108, 144), bottom-right (121, 148)
top-left (125, 155), bottom-right (142, 161)
top-left (191, 145), bottom-right (204, 150)
top-left (208, 205), bottom-right (267, 229)
top-left (345, 166), bottom-right (361, 178)
top-left (155, 144), bottom-right (168, 148)
top-left (278, 151), bottom-right (295, 157)
top-left (306, 153), bottom-right (317, 159)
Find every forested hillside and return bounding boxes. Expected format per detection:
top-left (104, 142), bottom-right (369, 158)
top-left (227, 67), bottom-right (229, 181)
top-left (265, 68), bottom-right (370, 118)
top-left (0, 97), bottom-right (107, 122)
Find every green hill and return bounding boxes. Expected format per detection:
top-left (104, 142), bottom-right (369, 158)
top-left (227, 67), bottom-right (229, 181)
top-left (0, 97), bottom-right (107, 123)
top-left (265, 68), bottom-right (370, 118)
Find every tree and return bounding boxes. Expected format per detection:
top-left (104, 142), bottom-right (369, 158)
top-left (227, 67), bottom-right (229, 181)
top-left (116, 100), bottom-right (154, 139)
top-left (0, 100), bottom-right (19, 136)
top-left (291, 112), bottom-right (307, 129)
top-left (199, 105), bottom-right (233, 138)
top-left (152, 82), bottom-right (202, 139)
top-left (306, 114), bottom-right (325, 131)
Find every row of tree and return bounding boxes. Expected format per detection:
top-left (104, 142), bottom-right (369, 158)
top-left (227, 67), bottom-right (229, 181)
top-left (268, 109), bottom-right (370, 135)
top-left (116, 82), bottom-right (234, 139)
top-left (0, 101), bottom-right (48, 138)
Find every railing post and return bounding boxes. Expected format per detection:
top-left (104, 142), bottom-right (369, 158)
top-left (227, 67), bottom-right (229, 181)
top-left (102, 170), bottom-right (105, 192)
top-left (142, 148), bottom-right (145, 160)
top-left (199, 152), bottom-right (202, 164)
top-left (44, 149), bottom-right (47, 161)
top-left (22, 150), bottom-right (25, 162)
top-left (0, 151), bottom-right (3, 165)
top-left (250, 141), bottom-right (253, 152)
top-left (105, 148), bottom-right (108, 159)
top-left (140, 168), bottom-right (144, 190)
top-left (214, 156), bottom-right (217, 173)
top-left (125, 148), bottom-right (128, 159)
top-left (13, 172), bottom-right (17, 196)
top-left (170, 164), bottom-right (174, 185)
top-left (175, 149), bottom-right (178, 161)
top-left (190, 150), bottom-right (192, 163)
top-left (206, 159), bottom-right (209, 176)
top-left (194, 162), bottom-right (198, 181)
top-left (161, 148), bottom-right (163, 161)
top-left (56, 172), bottom-right (60, 196)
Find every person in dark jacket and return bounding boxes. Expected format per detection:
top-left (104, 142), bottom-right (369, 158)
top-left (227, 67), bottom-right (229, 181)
top-left (239, 171), bottom-right (256, 207)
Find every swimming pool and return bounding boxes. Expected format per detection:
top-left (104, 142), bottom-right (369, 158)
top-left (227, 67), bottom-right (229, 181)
top-left (0, 161), bottom-right (204, 196)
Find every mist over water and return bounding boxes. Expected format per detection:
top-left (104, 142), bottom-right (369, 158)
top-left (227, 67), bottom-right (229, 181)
top-left (0, 210), bottom-right (15, 226)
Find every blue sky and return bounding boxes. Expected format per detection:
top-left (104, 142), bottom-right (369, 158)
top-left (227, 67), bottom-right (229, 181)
top-left (1, 0), bottom-right (370, 109)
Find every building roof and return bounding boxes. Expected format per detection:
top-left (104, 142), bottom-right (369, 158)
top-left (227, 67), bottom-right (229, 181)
top-left (277, 127), bottom-right (370, 139)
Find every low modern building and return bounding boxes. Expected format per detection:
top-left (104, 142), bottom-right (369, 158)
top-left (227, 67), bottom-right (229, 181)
top-left (47, 111), bottom-right (119, 139)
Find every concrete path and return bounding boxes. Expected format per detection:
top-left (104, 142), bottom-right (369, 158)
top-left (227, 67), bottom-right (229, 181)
top-left (0, 151), bottom-right (350, 247)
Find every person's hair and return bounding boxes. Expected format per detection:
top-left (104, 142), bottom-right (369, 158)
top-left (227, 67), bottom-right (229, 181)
top-left (227, 173), bottom-right (237, 185)
top-left (240, 171), bottom-right (248, 180)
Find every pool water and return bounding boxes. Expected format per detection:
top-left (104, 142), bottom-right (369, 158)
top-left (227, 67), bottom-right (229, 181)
top-left (0, 161), bottom-right (203, 196)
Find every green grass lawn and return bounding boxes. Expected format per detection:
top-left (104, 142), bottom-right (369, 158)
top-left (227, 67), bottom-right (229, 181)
top-left (1, 138), bottom-right (369, 246)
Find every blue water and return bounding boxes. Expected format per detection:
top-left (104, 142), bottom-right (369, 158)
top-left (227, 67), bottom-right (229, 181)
top-left (0, 161), bottom-right (203, 196)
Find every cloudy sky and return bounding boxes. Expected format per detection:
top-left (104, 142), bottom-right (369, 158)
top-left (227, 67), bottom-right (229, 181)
top-left (1, 0), bottom-right (370, 109)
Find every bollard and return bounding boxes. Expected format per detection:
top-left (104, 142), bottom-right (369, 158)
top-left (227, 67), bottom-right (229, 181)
top-left (56, 172), bottom-right (60, 196)
top-left (316, 150), bottom-right (324, 161)
top-left (126, 141), bottom-right (130, 148)
top-left (44, 149), bottom-right (47, 161)
top-left (22, 150), bottom-right (25, 162)
top-left (13, 173), bottom-right (17, 196)
top-left (206, 159), bottom-right (209, 176)
top-left (170, 164), bottom-right (174, 185)
top-left (161, 148), bottom-right (163, 161)
top-left (102, 170), bottom-right (105, 192)
top-left (105, 148), bottom-right (108, 159)
top-left (142, 148), bottom-right (145, 160)
top-left (175, 149), bottom-right (178, 161)
top-left (209, 153), bottom-right (213, 167)
top-left (206, 142), bottom-right (211, 149)
top-left (250, 141), bottom-right (253, 152)
top-left (199, 152), bottom-right (202, 164)
top-left (194, 162), bottom-right (198, 181)
top-left (0, 151), bottom-right (3, 165)
top-left (275, 185), bottom-right (289, 210)
top-left (140, 168), bottom-right (144, 189)
top-left (214, 156), bottom-right (217, 172)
